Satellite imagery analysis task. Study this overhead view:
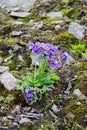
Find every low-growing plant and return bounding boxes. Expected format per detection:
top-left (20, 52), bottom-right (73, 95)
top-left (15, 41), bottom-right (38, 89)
top-left (18, 41), bottom-right (67, 105)
top-left (7, 39), bottom-right (14, 45)
top-left (72, 44), bottom-right (86, 52)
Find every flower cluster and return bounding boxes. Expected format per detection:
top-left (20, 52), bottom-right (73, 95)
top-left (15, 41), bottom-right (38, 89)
top-left (25, 88), bottom-right (37, 101)
top-left (25, 87), bottom-right (53, 102)
top-left (28, 42), bottom-right (67, 69)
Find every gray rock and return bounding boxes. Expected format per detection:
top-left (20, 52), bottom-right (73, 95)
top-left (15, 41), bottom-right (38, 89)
top-left (41, 0), bottom-right (52, 3)
top-left (49, 110), bottom-right (57, 119)
top-left (19, 118), bottom-right (31, 124)
top-left (12, 21), bottom-right (23, 25)
top-left (0, 66), bottom-right (9, 74)
top-left (84, 0), bottom-right (87, 5)
top-left (65, 52), bottom-right (74, 65)
top-left (51, 104), bottom-right (60, 113)
top-left (12, 31), bottom-right (23, 36)
top-left (55, 25), bottom-right (62, 30)
top-left (72, 89), bottom-right (86, 99)
top-left (18, 55), bottom-right (24, 62)
top-left (68, 22), bottom-right (85, 40)
top-left (29, 19), bottom-right (34, 26)
top-left (7, 115), bottom-right (14, 120)
top-left (66, 113), bottom-right (75, 119)
top-left (0, 57), bottom-right (3, 65)
top-left (0, 0), bottom-right (36, 11)
top-left (10, 11), bottom-right (31, 18)
top-left (31, 21), bottom-right (43, 30)
top-left (47, 11), bottom-right (62, 19)
top-left (0, 72), bottom-right (18, 90)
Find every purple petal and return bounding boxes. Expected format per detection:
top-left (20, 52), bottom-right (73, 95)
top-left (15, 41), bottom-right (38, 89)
top-left (39, 113), bottom-right (44, 118)
top-left (28, 43), bottom-right (34, 50)
top-left (49, 59), bottom-right (57, 69)
top-left (56, 61), bottom-right (62, 68)
top-left (46, 88), bottom-right (53, 92)
top-left (60, 52), bottom-right (67, 60)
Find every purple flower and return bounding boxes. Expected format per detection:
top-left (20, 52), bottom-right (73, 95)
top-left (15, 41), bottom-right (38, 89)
top-left (44, 51), bottom-right (55, 59)
top-left (46, 88), bottom-right (53, 92)
top-left (32, 42), bottom-right (42, 55)
top-left (43, 43), bottom-right (52, 51)
top-left (49, 59), bottom-right (57, 69)
top-left (26, 93), bottom-right (34, 101)
top-left (25, 88), bottom-right (30, 93)
top-left (28, 43), bottom-right (34, 50)
top-left (25, 88), bottom-right (37, 93)
top-left (39, 113), bottom-right (44, 118)
top-left (52, 45), bottom-right (58, 53)
top-left (56, 61), bottom-right (62, 68)
top-left (60, 52), bottom-right (67, 60)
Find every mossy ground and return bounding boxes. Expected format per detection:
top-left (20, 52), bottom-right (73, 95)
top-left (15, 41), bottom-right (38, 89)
top-left (0, 0), bottom-right (87, 129)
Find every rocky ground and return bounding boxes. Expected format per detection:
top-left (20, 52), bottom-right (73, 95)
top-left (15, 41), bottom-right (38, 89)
top-left (0, 0), bottom-right (87, 130)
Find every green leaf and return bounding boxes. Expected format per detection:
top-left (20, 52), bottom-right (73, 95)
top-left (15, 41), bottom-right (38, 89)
top-left (51, 75), bottom-right (59, 81)
top-left (0, 96), bottom-right (4, 102)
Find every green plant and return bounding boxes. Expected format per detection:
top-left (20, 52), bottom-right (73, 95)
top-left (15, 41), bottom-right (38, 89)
top-left (0, 96), bottom-right (4, 102)
top-left (7, 39), bottom-right (14, 45)
top-left (18, 61), bottom-right (59, 104)
top-left (18, 41), bottom-right (67, 105)
top-left (72, 44), bottom-right (86, 52)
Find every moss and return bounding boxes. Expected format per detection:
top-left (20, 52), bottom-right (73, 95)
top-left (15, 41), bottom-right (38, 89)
top-left (7, 39), bottom-right (14, 45)
top-left (64, 99), bottom-right (86, 122)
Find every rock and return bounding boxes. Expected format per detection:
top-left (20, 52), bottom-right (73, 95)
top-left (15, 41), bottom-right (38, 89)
top-left (77, 101), bottom-right (81, 105)
top-left (12, 21), bottom-right (23, 25)
top-left (18, 55), bottom-right (24, 62)
top-left (0, 72), bottom-right (18, 90)
top-left (0, 57), bottom-right (3, 65)
top-left (72, 89), bottom-right (86, 99)
top-left (47, 11), bottom-right (62, 19)
top-left (10, 11), bottom-right (31, 18)
top-left (65, 52), bottom-right (74, 65)
top-left (19, 118), bottom-right (31, 124)
top-left (0, 0), bottom-right (36, 11)
top-left (12, 31), bottom-right (24, 36)
top-left (29, 19), bottom-right (34, 26)
top-left (66, 113), bottom-right (75, 119)
top-left (51, 104), bottom-right (60, 113)
top-left (84, 0), bottom-right (87, 5)
top-left (0, 66), bottom-right (9, 74)
top-left (68, 22), bottom-right (85, 40)
top-left (55, 25), bottom-right (62, 30)
top-left (41, 0), bottom-right (51, 3)
top-left (31, 21), bottom-right (43, 30)
top-left (49, 110), bottom-right (57, 118)
top-left (7, 115), bottom-right (14, 120)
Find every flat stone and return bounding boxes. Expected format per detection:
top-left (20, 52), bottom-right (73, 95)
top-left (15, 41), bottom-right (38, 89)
top-left (47, 11), bottom-right (62, 19)
top-left (0, 66), bottom-right (9, 74)
top-left (0, 0), bottom-right (36, 11)
top-left (10, 11), bottom-right (31, 18)
top-left (31, 21), bottom-right (43, 30)
top-left (19, 118), bottom-right (31, 124)
top-left (12, 21), bottom-right (23, 25)
top-left (0, 72), bottom-right (18, 90)
top-left (72, 89), bottom-right (86, 99)
top-left (12, 31), bottom-right (24, 36)
top-left (68, 22), bottom-right (85, 40)
top-left (66, 113), bottom-right (75, 119)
